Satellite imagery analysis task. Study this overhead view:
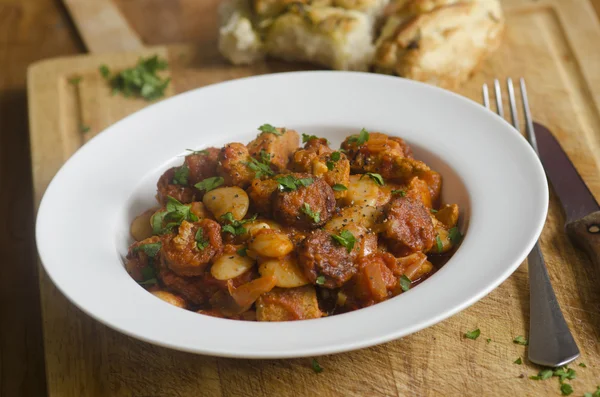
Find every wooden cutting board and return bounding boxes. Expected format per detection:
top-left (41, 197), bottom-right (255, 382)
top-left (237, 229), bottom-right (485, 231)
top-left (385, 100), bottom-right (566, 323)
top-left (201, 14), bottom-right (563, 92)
top-left (27, 0), bottom-right (600, 396)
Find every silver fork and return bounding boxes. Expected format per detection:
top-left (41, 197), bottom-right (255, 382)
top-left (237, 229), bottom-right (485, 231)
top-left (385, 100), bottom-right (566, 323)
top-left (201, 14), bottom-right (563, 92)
top-left (483, 78), bottom-right (580, 367)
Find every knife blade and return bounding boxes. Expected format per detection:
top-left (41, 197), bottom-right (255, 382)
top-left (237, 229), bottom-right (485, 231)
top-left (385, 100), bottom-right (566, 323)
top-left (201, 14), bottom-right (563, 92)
top-left (534, 122), bottom-right (600, 269)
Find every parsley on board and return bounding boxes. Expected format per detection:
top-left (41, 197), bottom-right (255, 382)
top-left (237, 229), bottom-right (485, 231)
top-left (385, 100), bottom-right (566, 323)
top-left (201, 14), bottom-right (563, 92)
top-left (539, 369), bottom-right (554, 380)
top-left (258, 124), bottom-right (282, 136)
top-left (316, 276), bottom-right (326, 285)
top-left (436, 235), bottom-right (443, 253)
top-left (68, 76), bottom-right (82, 86)
top-left (172, 165), bottom-right (189, 185)
top-left (391, 189), bottom-right (407, 197)
top-left (561, 383), bottom-right (573, 396)
top-left (301, 203), bottom-right (320, 223)
top-left (311, 359), bottom-right (324, 374)
top-left (195, 228), bottom-right (209, 251)
top-left (347, 128), bottom-right (369, 145)
top-left (464, 329), bottom-right (481, 340)
top-left (99, 55), bottom-right (170, 101)
top-left (361, 172), bottom-right (384, 186)
top-left (195, 176), bottom-right (224, 192)
top-left (245, 150), bottom-right (274, 178)
top-left (80, 124), bottom-right (91, 133)
top-left (486, 338), bottom-right (491, 343)
top-left (578, 363), bottom-right (587, 368)
top-left (277, 175), bottom-right (314, 191)
top-left (221, 212), bottom-right (257, 236)
top-left (332, 184), bottom-right (348, 191)
top-left (331, 230), bottom-right (356, 253)
top-left (514, 357), bottom-right (522, 365)
top-left (554, 367), bottom-right (576, 382)
top-left (399, 275), bottom-right (411, 292)
top-left (513, 335), bottom-right (528, 345)
top-left (583, 386), bottom-right (600, 397)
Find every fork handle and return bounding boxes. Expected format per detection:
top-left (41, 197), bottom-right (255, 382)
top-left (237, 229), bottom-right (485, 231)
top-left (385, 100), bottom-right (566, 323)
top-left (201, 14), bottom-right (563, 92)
top-left (528, 242), bottom-right (580, 367)
top-left (566, 211), bottom-right (600, 270)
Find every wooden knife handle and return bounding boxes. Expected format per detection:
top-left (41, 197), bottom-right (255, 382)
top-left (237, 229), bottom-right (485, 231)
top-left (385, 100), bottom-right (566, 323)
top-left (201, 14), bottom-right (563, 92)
top-left (566, 211), bottom-right (600, 269)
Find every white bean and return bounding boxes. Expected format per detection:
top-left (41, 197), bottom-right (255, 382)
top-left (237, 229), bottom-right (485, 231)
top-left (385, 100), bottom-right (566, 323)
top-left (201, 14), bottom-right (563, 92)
top-left (249, 230), bottom-right (293, 258)
top-left (342, 174), bottom-right (388, 206)
top-left (151, 291), bottom-right (186, 308)
top-left (130, 208), bottom-right (157, 241)
top-left (203, 186), bottom-right (249, 220)
top-left (211, 252), bottom-right (255, 280)
top-left (324, 204), bottom-right (380, 232)
top-left (259, 256), bottom-right (309, 288)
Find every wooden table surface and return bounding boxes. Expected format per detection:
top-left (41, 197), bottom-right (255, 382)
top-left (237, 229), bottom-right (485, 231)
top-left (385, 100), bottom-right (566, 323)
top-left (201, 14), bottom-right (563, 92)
top-left (3, 1), bottom-right (600, 396)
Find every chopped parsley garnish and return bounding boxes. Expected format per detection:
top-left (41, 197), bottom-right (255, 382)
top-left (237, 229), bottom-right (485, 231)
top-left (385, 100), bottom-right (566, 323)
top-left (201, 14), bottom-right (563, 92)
top-left (449, 227), bottom-right (462, 245)
top-left (68, 76), bottom-right (82, 86)
top-left (237, 247), bottom-right (248, 257)
top-left (554, 367), bottom-right (576, 382)
top-left (332, 184), bottom-right (348, 191)
top-left (430, 208), bottom-right (438, 213)
top-left (486, 338), bottom-right (491, 343)
top-left (172, 165), bottom-right (189, 185)
top-left (514, 357), bottom-right (522, 365)
top-left (245, 150), bottom-right (274, 178)
top-left (138, 264), bottom-right (158, 286)
top-left (80, 124), bottom-right (91, 133)
top-left (348, 128), bottom-right (369, 145)
top-left (258, 124), bottom-right (282, 136)
top-left (186, 148), bottom-right (209, 155)
top-left (100, 55), bottom-right (170, 101)
top-left (436, 235), bottom-right (443, 253)
top-left (194, 176), bottom-right (224, 192)
top-left (151, 196), bottom-right (198, 235)
top-left (464, 329), bottom-right (481, 340)
top-left (316, 276), bottom-right (326, 285)
top-left (513, 335), bottom-right (528, 345)
top-left (583, 386), bottom-right (600, 397)
top-left (133, 242), bottom-right (162, 258)
top-left (326, 151), bottom-right (342, 171)
top-left (195, 228), bottom-right (209, 251)
top-left (392, 189), bottom-right (407, 197)
top-left (578, 363), bottom-right (587, 368)
top-left (362, 172), bottom-right (384, 186)
top-left (301, 203), bottom-right (320, 223)
top-left (311, 358), bottom-right (323, 373)
top-left (277, 175), bottom-right (314, 191)
top-left (221, 212), bottom-right (257, 236)
top-left (561, 383), bottom-right (573, 396)
top-left (539, 369), bottom-right (554, 380)
top-left (331, 230), bottom-right (356, 253)
top-left (302, 133), bottom-right (320, 143)
top-left (399, 275), bottom-right (411, 292)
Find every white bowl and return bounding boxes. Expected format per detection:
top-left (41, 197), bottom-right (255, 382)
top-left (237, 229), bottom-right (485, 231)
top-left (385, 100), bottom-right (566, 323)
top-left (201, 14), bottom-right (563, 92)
top-left (36, 71), bottom-right (547, 358)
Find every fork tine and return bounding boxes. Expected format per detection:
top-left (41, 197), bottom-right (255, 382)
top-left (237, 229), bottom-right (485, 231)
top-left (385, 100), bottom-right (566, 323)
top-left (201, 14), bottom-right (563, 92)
top-left (494, 79), bottom-right (504, 118)
top-left (520, 78), bottom-right (539, 154)
top-left (482, 83), bottom-right (490, 109)
top-left (506, 78), bottom-right (520, 132)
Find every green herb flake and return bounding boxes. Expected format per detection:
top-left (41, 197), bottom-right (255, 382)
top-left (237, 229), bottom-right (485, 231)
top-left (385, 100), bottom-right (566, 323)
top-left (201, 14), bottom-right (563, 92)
top-left (194, 176), bottom-right (224, 192)
top-left (195, 228), bottom-right (209, 251)
top-left (301, 203), bottom-right (320, 223)
top-left (258, 124), bottom-right (282, 136)
top-left (330, 151), bottom-right (341, 162)
top-left (430, 208), bottom-right (438, 213)
top-left (486, 338), bottom-right (491, 343)
top-left (578, 363), bottom-right (586, 368)
top-left (436, 235), bottom-right (443, 253)
top-left (185, 148), bottom-right (209, 156)
top-left (399, 275), bottom-right (411, 292)
top-left (80, 124), bottom-right (91, 133)
top-left (100, 55), bottom-right (170, 101)
top-left (140, 265), bottom-right (157, 285)
top-left (302, 133), bottom-right (320, 143)
top-left (554, 367), bottom-right (576, 382)
top-left (362, 172), bottom-right (384, 186)
top-left (583, 386), bottom-right (600, 397)
top-left (245, 150), bottom-right (275, 178)
top-left (514, 357), bottom-right (522, 365)
top-left (348, 128), bottom-right (369, 145)
top-left (133, 242), bottom-right (162, 258)
top-left (529, 376), bottom-right (541, 380)
top-left (172, 165), bottom-right (190, 185)
top-left (311, 358), bottom-right (323, 374)
top-left (560, 383), bottom-right (573, 396)
top-left (449, 227), bottom-right (462, 245)
top-left (316, 276), bottom-right (326, 285)
top-left (151, 196), bottom-right (198, 235)
top-left (326, 161), bottom-right (335, 171)
top-left (464, 328), bottom-right (481, 340)
top-left (237, 247), bottom-right (248, 257)
top-left (513, 335), bottom-right (528, 345)
top-left (220, 213), bottom-right (257, 236)
top-left (539, 369), bottom-right (553, 380)
top-left (277, 175), bottom-right (314, 192)
top-left (138, 278), bottom-right (158, 286)
top-left (332, 184), bottom-right (348, 191)
top-left (68, 76), bottom-right (82, 86)
top-left (391, 189), bottom-right (407, 197)
top-left (331, 230), bottom-right (356, 253)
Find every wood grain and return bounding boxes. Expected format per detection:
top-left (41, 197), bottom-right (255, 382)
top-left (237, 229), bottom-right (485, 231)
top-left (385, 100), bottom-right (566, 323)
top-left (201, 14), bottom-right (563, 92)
top-left (21, 0), bottom-right (600, 396)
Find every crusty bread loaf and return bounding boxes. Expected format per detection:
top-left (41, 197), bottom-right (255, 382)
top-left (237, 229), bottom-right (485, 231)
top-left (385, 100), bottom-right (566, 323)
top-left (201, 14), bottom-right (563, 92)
top-left (373, 0), bottom-right (504, 89)
top-left (265, 5), bottom-right (375, 71)
top-left (218, 0), bottom-right (265, 65)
